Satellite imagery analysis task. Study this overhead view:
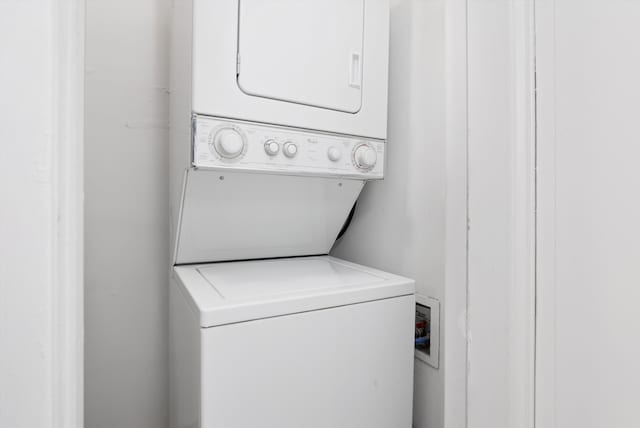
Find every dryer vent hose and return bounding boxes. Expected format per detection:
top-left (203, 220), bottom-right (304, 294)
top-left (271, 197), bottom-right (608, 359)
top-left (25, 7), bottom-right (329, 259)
top-left (335, 202), bottom-right (358, 242)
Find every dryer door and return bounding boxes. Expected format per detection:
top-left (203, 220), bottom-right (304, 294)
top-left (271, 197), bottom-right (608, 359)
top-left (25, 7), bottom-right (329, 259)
top-left (237, 0), bottom-right (365, 114)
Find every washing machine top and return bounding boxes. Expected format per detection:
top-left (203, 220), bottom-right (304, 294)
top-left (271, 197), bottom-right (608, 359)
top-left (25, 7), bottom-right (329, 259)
top-left (172, 256), bottom-right (414, 327)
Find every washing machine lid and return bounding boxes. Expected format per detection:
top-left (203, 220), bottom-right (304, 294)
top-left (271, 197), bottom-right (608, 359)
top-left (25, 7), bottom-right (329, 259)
top-left (173, 256), bottom-right (414, 327)
top-left (237, 0), bottom-right (364, 113)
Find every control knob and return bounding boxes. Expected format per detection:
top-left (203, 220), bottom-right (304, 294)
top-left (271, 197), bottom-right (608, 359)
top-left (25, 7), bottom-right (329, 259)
top-left (212, 127), bottom-right (245, 159)
top-left (327, 146), bottom-right (342, 162)
top-left (352, 144), bottom-right (377, 170)
top-left (264, 139), bottom-right (280, 156)
top-left (283, 142), bottom-right (298, 158)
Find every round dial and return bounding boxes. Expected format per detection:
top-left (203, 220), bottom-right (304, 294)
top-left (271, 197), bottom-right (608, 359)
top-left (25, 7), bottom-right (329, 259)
top-left (283, 142), bottom-right (298, 158)
top-left (264, 139), bottom-right (280, 156)
top-left (353, 144), bottom-right (377, 170)
top-left (212, 127), bottom-right (245, 159)
top-left (327, 146), bottom-right (342, 162)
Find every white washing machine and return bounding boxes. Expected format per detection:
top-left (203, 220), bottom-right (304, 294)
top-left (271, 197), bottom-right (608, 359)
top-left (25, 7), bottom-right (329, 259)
top-left (170, 256), bottom-right (415, 428)
top-left (169, 1), bottom-right (415, 427)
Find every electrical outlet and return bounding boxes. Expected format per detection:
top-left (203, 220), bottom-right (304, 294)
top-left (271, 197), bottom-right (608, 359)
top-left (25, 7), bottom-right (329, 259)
top-left (415, 295), bottom-right (440, 369)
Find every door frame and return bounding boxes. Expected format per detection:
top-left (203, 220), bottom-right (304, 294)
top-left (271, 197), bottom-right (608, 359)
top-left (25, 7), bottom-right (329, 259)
top-left (51, 0), bottom-right (85, 426)
top-left (443, 0), bottom-right (470, 427)
top-left (533, 0), bottom-right (556, 426)
top-left (459, 0), bottom-right (538, 427)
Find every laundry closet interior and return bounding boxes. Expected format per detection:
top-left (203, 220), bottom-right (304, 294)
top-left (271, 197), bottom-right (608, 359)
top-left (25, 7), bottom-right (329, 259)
top-left (85, 1), bottom-right (448, 427)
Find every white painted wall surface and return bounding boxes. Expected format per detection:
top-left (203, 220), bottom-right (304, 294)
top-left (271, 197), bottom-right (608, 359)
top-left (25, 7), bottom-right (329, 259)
top-left (82, 1), bottom-right (452, 427)
top-left (332, 1), bottom-right (446, 426)
top-left (467, 3), bottom-right (507, 425)
top-left (84, 0), bottom-right (170, 427)
top-left (443, 0), bottom-right (469, 427)
top-left (0, 3), bottom-right (55, 427)
top-left (536, 1), bottom-right (640, 426)
top-left (466, 2), bottom-right (510, 426)
top-left (466, 1), bottom-right (536, 427)
top-left (1, 1), bottom-right (84, 427)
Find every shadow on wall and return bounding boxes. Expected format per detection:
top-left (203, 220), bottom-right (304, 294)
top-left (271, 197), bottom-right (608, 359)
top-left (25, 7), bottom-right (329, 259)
top-left (84, 0), bottom-right (171, 427)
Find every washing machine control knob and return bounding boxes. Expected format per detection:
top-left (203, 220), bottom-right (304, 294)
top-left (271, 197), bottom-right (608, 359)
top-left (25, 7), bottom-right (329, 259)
top-left (283, 142), bottom-right (298, 158)
top-left (327, 146), bottom-right (342, 162)
top-left (353, 144), bottom-right (377, 170)
top-left (213, 128), bottom-right (245, 159)
top-left (264, 139), bottom-right (280, 156)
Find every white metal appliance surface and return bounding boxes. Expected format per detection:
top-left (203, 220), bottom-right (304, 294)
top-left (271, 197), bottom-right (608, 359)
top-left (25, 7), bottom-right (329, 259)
top-left (192, 116), bottom-right (385, 179)
top-left (171, 0), bottom-right (390, 140)
top-left (170, 0), bottom-right (391, 264)
top-left (168, 3), bottom-right (412, 427)
top-left (174, 170), bottom-right (364, 264)
top-left (237, 0), bottom-right (365, 113)
top-left (170, 256), bottom-right (415, 428)
top-left (172, 116), bottom-right (385, 265)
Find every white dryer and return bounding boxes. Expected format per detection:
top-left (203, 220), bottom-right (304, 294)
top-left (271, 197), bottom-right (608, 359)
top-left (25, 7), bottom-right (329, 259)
top-left (172, 0), bottom-right (390, 139)
top-left (170, 0), bottom-right (392, 264)
top-left (170, 256), bottom-right (415, 428)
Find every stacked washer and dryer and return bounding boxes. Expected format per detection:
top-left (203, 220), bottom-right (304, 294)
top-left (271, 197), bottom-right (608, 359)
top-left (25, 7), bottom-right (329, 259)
top-left (169, 1), bottom-right (416, 427)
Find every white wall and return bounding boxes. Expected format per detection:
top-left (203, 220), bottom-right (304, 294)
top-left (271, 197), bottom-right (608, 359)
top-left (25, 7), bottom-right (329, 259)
top-left (465, 1), bottom-right (640, 427)
top-left (83, 1), bottom-right (450, 427)
top-left (0, 3), bottom-right (56, 427)
top-left (1, 1), bottom-right (83, 427)
top-left (84, 0), bottom-right (171, 427)
top-left (443, 0), bottom-right (470, 427)
top-left (332, 1), bottom-right (447, 426)
top-left (536, 1), bottom-right (640, 426)
top-left (466, 1), bottom-right (537, 427)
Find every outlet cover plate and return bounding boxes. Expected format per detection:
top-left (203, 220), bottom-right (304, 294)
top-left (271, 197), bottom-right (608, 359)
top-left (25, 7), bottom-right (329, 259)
top-left (415, 294), bottom-right (440, 369)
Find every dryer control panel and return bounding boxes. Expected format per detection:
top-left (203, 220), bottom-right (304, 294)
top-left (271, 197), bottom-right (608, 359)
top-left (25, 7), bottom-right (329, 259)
top-left (192, 115), bottom-right (385, 179)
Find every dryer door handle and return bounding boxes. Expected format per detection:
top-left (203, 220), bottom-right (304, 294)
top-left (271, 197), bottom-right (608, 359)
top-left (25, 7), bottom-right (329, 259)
top-left (349, 52), bottom-right (362, 89)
